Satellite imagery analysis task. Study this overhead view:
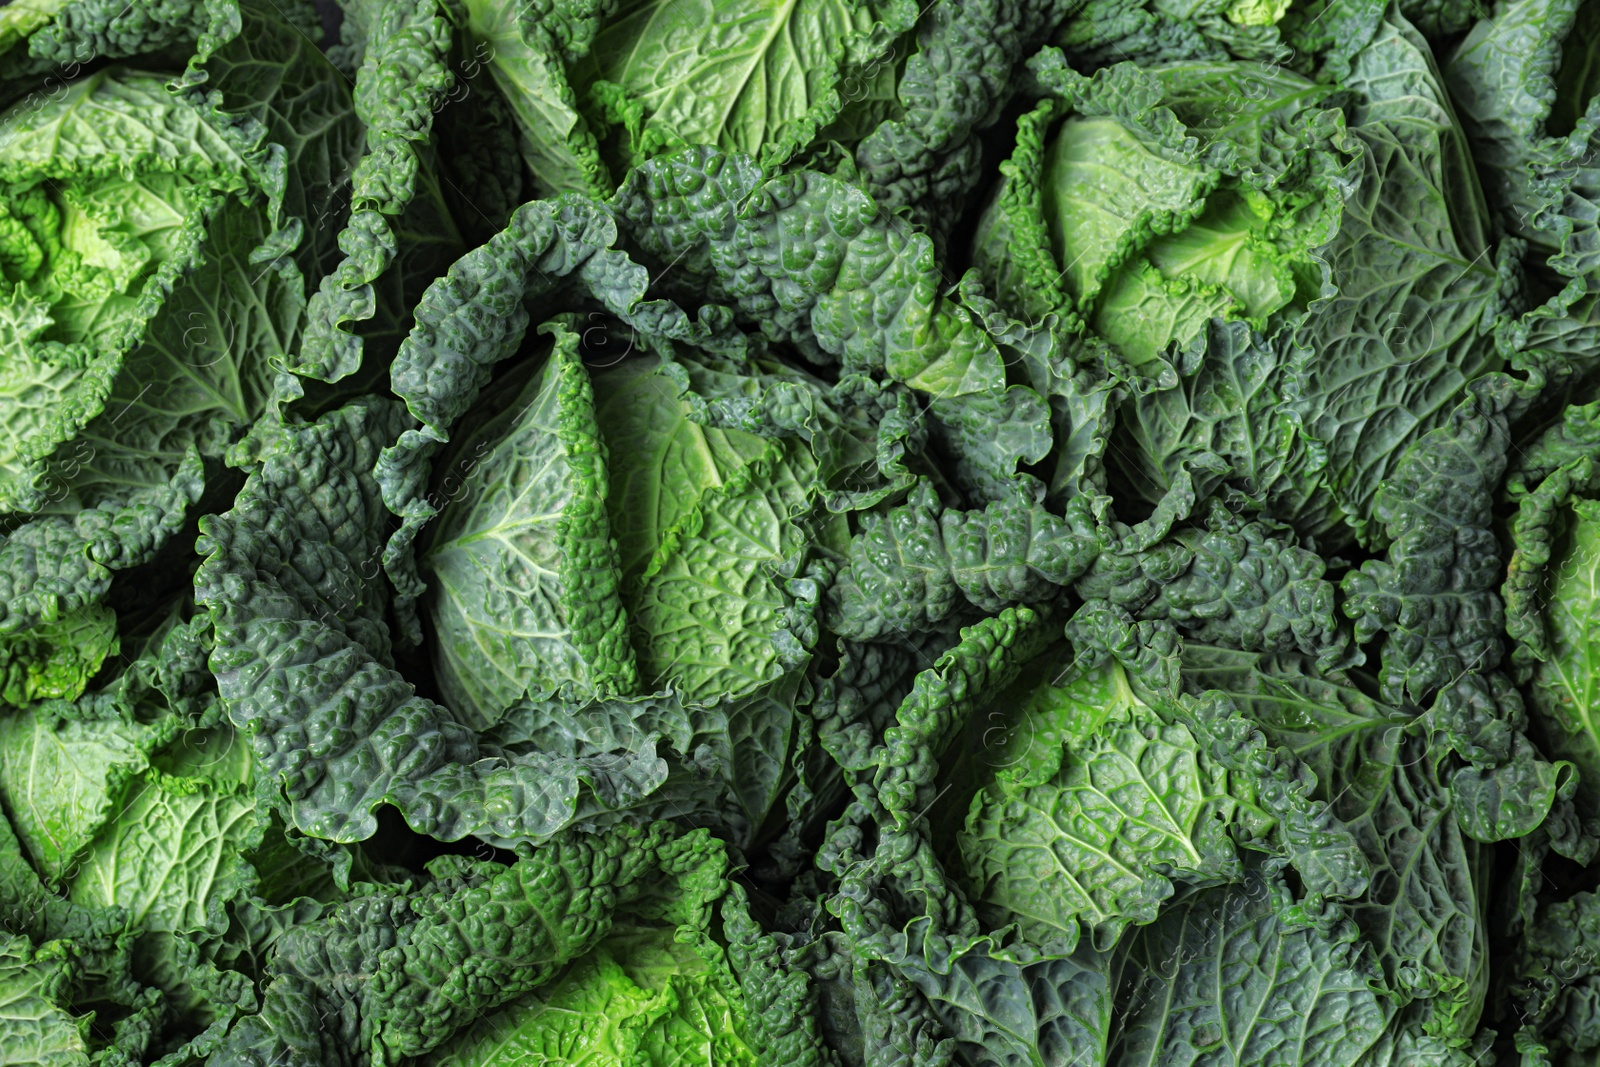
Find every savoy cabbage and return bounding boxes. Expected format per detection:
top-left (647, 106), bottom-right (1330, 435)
top-left (3, 0), bottom-right (1600, 1064)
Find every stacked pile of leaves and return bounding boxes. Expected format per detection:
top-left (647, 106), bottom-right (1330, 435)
top-left (3, 0), bottom-right (1600, 1062)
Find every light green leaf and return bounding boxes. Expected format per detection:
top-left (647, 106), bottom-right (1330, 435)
top-left (461, 0), bottom-right (612, 197)
top-left (1092, 262), bottom-right (1238, 363)
top-left (631, 438), bottom-right (820, 705)
top-left (0, 0), bottom-right (63, 58)
top-left (67, 768), bottom-right (257, 939)
top-left (580, 0), bottom-right (905, 172)
top-left (0, 604), bottom-right (117, 710)
top-left (0, 704), bottom-right (173, 883)
top-left (989, 657), bottom-right (1144, 785)
top-left (1532, 496), bottom-right (1600, 798)
top-left (0, 935), bottom-right (89, 1067)
top-left (425, 323), bottom-right (637, 726)
top-left (1043, 114), bottom-right (1214, 307)
top-left (590, 356), bottom-right (769, 581)
top-left (0, 70), bottom-right (245, 513)
top-left (959, 706), bottom-right (1240, 952)
top-left (425, 924), bottom-right (754, 1067)
top-left (1142, 192), bottom-right (1299, 321)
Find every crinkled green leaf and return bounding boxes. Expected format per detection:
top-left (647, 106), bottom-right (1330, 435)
top-left (423, 923), bottom-right (755, 1067)
top-left (1536, 97), bottom-right (1600, 285)
top-left (293, 0), bottom-right (466, 391)
top-left (212, 822), bottom-right (729, 1067)
top-left (459, 0), bottom-right (612, 198)
top-left (1342, 375), bottom-right (1516, 706)
top-left (1149, 504), bottom-right (1351, 668)
top-left (0, 70), bottom-right (247, 513)
top-left (0, 604), bottom-right (117, 710)
top-left (874, 604), bottom-right (1059, 828)
top-left (577, 0), bottom-right (916, 178)
top-left (718, 884), bottom-right (835, 1067)
top-left (926, 387), bottom-right (1054, 506)
top-left (1531, 495), bottom-right (1600, 809)
top-left (827, 482), bottom-right (1099, 641)
top-left (1183, 645), bottom-right (1494, 1041)
top-left (1444, 0), bottom-right (1580, 247)
top-left (958, 703), bottom-right (1241, 954)
top-left (1286, 13), bottom-right (1504, 548)
top-left (203, 401), bottom-right (745, 846)
top-left (895, 933), bottom-right (1114, 1067)
top-left (1110, 322), bottom-right (1302, 524)
top-left (849, 0), bottom-right (1077, 243)
top-left (67, 764), bottom-right (258, 949)
top-left (611, 148), bottom-right (1008, 396)
top-left (487, 670), bottom-right (807, 849)
top-left (975, 55), bottom-right (1347, 373)
top-left (1108, 862), bottom-right (1390, 1067)
top-left (1451, 735), bottom-right (1575, 843)
top-left (0, 935), bottom-right (90, 1067)
top-left (1073, 608), bottom-right (1373, 901)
